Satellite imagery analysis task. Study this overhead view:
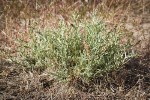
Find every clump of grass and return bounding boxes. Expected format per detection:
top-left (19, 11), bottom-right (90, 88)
top-left (15, 13), bottom-right (134, 82)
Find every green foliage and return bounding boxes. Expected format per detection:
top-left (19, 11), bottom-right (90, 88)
top-left (15, 14), bottom-right (134, 81)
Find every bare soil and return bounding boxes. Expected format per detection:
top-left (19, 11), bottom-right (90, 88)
top-left (0, 1), bottom-right (150, 100)
top-left (0, 52), bottom-right (149, 100)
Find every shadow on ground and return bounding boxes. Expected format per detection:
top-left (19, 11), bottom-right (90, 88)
top-left (0, 50), bottom-right (149, 99)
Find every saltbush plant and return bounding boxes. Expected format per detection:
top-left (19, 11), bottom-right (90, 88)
top-left (15, 14), bottom-right (134, 81)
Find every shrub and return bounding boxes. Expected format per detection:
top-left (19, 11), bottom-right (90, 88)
top-left (15, 14), bottom-right (134, 81)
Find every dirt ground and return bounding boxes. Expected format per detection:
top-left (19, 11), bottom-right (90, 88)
top-left (0, 1), bottom-right (150, 100)
top-left (0, 52), bottom-right (149, 100)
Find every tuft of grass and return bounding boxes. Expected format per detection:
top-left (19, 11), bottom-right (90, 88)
top-left (14, 13), bottom-right (134, 82)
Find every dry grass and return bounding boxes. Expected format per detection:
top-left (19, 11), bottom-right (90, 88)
top-left (1, 0), bottom-right (149, 50)
top-left (0, 0), bottom-right (150, 99)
